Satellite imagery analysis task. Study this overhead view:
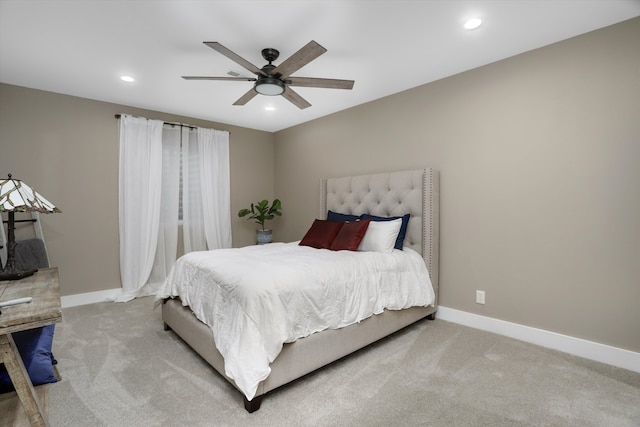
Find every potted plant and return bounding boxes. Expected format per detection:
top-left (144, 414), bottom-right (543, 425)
top-left (238, 199), bottom-right (282, 244)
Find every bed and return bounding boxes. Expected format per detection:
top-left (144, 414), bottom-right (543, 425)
top-left (158, 168), bottom-right (439, 412)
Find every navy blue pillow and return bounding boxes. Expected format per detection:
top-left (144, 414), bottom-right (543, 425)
top-left (327, 210), bottom-right (361, 222)
top-left (0, 325), bottom-right (58, 393)
top-left (361, 213), bottom-right (411, 250)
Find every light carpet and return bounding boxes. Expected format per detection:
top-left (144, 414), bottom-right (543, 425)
top-left (48, 297), bottom-right (640, 426)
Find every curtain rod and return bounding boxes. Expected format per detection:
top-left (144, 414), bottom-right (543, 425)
top-left (114, 114), bottom-right (230, 134)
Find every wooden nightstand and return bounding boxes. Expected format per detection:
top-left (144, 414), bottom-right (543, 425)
top-left (0, 268), bottom-right (62, 427)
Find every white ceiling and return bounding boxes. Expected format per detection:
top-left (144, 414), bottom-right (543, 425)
top-left (1, 1), bottom-right (639, 132)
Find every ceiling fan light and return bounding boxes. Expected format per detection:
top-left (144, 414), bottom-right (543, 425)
top-left (255, 78), bottom-right (285, 96)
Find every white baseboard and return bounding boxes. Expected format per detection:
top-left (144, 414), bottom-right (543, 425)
top-left (61, 288), bottom-right (121, 308)
top-left (436, 306), bottom-right (640, 374)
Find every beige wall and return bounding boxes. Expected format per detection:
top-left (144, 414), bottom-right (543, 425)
top-left (0, 84), bottom-right (275, 296)
top-left (274, 18), bottom-right (640, 352)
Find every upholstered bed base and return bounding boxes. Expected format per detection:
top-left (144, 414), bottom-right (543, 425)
top-left (163, 299), bottom-right (435, 411)
top-left (162, 168), bottom-right (439, 412)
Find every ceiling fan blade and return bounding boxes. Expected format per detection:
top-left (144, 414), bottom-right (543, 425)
top-left (271, 40), bottom-right (327, 78)
top-left (287, 77), bottom-right (354, 90)
top-left (233, 88), bottom-right (258, 106)
top-left (182, 76), bottom-right (256, 81)
top-left (203, 42), bottom-right (267, 76)
top-left (281, 87), bottom-right (311, 109)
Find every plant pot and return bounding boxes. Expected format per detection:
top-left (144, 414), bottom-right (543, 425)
top-left (256, 229), bottom-right (272, 245)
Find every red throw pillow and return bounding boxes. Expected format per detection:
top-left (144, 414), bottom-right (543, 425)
top-left (299, 219), bottom-right (344, 249)
top-left (329, 219), bottom-right (371, 251)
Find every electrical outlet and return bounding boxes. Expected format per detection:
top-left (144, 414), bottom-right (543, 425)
top-left (476, 290), bottom-right (485, 305)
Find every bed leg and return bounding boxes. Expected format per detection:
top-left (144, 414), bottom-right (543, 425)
top-left (244, 395), bottom-right (263, 413)
top-left (427, 312), bottom-right (436, 320)
top-left (163, 322), bottom-right (172, 331)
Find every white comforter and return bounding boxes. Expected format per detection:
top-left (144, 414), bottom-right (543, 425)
top-left (155, 242), bottom-right (435, 400)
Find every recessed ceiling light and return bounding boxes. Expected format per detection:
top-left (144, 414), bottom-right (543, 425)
top-left (265, 106), bottom-right (275, 111)
top-left (464, 18), bottom-right (482, 30)
top-left (120, 75), bottom-right (135, 82)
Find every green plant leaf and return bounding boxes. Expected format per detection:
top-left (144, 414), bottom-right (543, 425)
top-left (238, 198), bottom-right (283, 230)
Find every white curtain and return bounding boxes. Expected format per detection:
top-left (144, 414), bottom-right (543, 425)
top-left (183, 128), bottom-right (232, 252)
top-left (182, 128), bottom-right (207, 252)
top-left (198, 128), bottom-right (232, 250)
top-left (117, 115), bottom-right (164, 302)
top-left (144, 125), bottom-right (181, 292)
top-left (118, 116), bottom-right (231, 301)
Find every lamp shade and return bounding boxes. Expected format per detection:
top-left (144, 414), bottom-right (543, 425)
top-left (1, 174), bottom-right (60, 281)
top-left (0, 174), bottom-right (61, 213)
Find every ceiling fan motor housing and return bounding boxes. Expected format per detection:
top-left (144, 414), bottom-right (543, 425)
top-left (261, 48), bottom-right (280, 63)
top-left (255, 61), bottom-right (285, 95)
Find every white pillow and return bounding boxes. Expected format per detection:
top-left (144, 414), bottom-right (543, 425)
top-left (357, 218), bottom-right (402, 253)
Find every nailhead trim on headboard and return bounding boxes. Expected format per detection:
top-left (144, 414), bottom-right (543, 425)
top-left (423, 168), bottom-right (429, 273)
top-left (319, 179), bottom-right (328, 219)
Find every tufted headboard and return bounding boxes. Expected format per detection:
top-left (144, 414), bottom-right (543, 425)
top-left (319, 169), bottom-right (439, 296)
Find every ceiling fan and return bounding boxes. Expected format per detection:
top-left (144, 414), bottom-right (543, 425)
top-left (182, 41), bottom-right (355, 109)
